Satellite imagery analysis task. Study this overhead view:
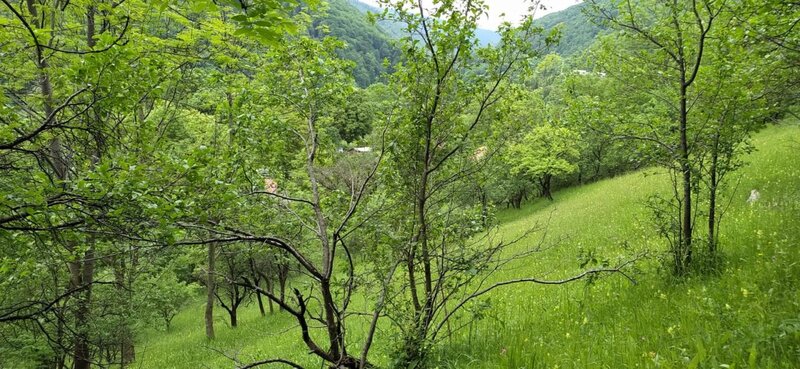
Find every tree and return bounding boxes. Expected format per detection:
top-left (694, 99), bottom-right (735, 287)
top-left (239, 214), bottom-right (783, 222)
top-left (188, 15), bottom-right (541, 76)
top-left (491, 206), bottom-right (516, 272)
top-left (530, 53), bottom-right (566, 99)
top-left (589, 0), bottom-right (724, 274)
top-left (0, 0), bottom-right (155, 366)
top-left (562, 69), bottom-right (649, 184)
top-left (373, 1), bottom-right (635, 367)
top-left (135, 272), bottom-right (196, 331)
top-left (333, 90), bottom-right (374, 144)
top-left (175, 35), bottom-right (387, 368)
top-left (0, 0), bottom-right (311, 365)
top-left (735, 0), bottom-right (800, 111)
top-left (509, 124), bottom-right (580, 201)
top-left (690, 26), bottom-right (773, 256)
top-left (586, 0), bottom-right (782, 273)
top-left (213, 246), bottom-right (251, 328)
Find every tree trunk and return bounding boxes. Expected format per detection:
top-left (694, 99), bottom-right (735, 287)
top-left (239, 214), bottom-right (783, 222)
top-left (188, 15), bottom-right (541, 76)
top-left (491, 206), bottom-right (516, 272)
top-left (256, 288), bottom-right (266, 317)
top-left (510, 190), bottom-right (523, 209)
top-left (76, 13), bottom-right (103, 365)
top-left (406, 251), bottom-right (421, 312)
top-left (265, 276), bottom-right (275, 314)
top-left (278, 263), bottom-right (288, 311)
top-left (708, 139), bottom-right (719, 255)
top-left (479, 188), bottom-right (488, 226)
top-left (320, 279), bottom-right (341, 359)
top-left (72, 246), bottom-right (96, 369)
top-left (540, 174), bottom-right (554, 201)
top-left (55, 314), bottom-right (66, 369)
top-left (205, 243), bottom-right (216, 339)
top-left (249, 257), bottom-right (266, 317)
top-left (594, 160), bottom-right (602, 181)
top-left (113, 256), bottom-right (134, 367)
top-left (417, 171), bottom-right (433, 303)
top-left (227, 92), bottom-right (235, 145)
top-left (679, 81), bottom-right (693, 273)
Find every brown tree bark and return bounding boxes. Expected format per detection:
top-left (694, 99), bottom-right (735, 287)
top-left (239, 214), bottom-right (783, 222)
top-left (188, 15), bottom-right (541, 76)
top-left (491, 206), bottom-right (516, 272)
top-left (278, 263), bottom-right (288, 311)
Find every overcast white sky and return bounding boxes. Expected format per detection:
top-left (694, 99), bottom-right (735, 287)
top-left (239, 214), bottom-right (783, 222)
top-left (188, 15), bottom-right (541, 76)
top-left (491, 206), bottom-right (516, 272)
top-left (358, 0), bottom-right (583, 30)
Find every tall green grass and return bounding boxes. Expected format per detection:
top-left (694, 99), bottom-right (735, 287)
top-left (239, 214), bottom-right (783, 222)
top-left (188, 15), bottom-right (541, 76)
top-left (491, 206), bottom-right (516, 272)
top-left (137, 123), bottom-right (800, 369)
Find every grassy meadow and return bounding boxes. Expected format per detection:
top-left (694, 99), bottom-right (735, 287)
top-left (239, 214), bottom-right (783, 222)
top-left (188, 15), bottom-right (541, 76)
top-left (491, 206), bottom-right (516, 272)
top-left (137, 122), bottom-right (800, 369)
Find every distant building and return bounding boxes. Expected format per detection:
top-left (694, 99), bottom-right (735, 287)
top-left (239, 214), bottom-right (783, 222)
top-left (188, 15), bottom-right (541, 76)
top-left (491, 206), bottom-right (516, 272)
top-left (351, 147), bottom-right (372, 153)
top-left (572, 69), bottom-right (607, 78)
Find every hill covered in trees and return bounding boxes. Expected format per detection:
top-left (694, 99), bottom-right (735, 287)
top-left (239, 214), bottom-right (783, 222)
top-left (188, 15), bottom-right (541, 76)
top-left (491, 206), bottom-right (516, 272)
top-left (350, 0), bottom-right (501, 45)
top-left (533, 1), bottom-right (606, 56)
top-left (313, 0), bottom-right (399, 86)
top-left (323, 0), bottom-right (606, 86)
top-left (316, 0), bottom-right (605, 86)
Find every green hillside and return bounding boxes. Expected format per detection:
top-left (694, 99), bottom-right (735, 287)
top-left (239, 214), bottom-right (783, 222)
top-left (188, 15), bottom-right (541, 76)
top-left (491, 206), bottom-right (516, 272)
top-left (134, 122), bottom-right (800, 369)
top-left (349, 0), bottom-right (501, 45)
top-left (533, 2), bottom-right (606, 56)
top-left (314, 0), bottom-right (399, 86)
top-left (319, 0), bottom-right (602, 86)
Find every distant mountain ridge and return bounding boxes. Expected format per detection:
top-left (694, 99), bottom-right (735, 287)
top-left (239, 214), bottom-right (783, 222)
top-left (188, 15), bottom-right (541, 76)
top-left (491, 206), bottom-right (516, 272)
top-left (348, 0), bottom-right (501, 45)
top-left (317, 1), bottom-right (605, 87)
top-left (347, 0), bottom-right (606, 53)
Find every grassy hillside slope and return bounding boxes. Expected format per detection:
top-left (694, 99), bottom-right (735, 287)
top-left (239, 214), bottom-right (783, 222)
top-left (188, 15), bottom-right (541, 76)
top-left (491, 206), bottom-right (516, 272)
top-left (136, 123), bottom-right (800, 369)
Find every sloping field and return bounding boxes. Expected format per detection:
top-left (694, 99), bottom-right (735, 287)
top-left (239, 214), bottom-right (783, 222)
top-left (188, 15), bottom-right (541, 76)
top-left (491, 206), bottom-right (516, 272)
top-left (138, 123), bottom-right (800, 369)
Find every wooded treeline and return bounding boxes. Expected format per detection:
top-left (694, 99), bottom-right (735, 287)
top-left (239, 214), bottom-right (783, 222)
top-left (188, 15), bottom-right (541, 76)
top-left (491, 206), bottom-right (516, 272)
top-left (0, 0), bottom-right (797, 368)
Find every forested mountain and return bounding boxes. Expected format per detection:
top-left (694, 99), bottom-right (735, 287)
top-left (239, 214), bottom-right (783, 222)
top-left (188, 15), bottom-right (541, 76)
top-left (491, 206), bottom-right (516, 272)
top-left (313, 0), bottom-right (399, 86)
top-left (318, 0), bottom-right (607, 86)
top-left (323, 0), bottom-right (604, 86)
top-left (533, 2), bottom-right (606, 56)
top-left (315, 0), bottom-right (506, 86)
top-left (349, 0), bottom-right (501, 45)
top-left (347, 0), bottom-right (401, 36)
